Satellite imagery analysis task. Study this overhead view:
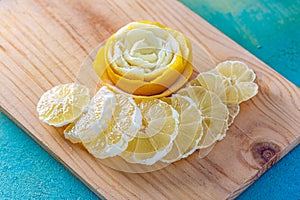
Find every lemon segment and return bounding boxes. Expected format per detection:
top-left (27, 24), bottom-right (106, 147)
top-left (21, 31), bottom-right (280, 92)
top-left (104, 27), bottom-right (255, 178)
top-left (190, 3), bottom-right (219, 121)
top-left (161, 95), bottom-right (203, 163)
top-left (64, 86), bottom-right (116, 143)
top-left (37, 83), bottom-right (90, 127)
top-left (83, 93), bottom-right (142, 159)
top-left (177, 86), bottom-right (229, 148)
top-left (226, 104), bottom-right (240, 126)
top-left (236, 82), bottom-right (259, 102)
top-left (121, 99), bottom-right (179, 165)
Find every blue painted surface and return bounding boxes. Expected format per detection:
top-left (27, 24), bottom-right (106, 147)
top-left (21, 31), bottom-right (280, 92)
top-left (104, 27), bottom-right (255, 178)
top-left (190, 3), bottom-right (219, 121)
top-left (0, 113), bottom-right (98, 199)
top-left (181, 0), bottom-right (300, 86)
top-left (0, 0), bottom-right (299, 199)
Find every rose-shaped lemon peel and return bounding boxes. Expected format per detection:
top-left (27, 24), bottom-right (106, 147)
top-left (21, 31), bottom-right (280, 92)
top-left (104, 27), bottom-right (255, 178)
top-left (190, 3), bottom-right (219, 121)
top-left (93, 21), bottom-right (193, 97)
top-left (94, 46), bottom-right (193, 98)
top-left (137, 20), bottom-right (192, 66)
top-left (111, 61), bottom-right (193, 99)
top-left (138, 20), bottom-right (166, 28)
top-left (108, 23), bottom-right (184, 81)
top-left (94, 45), bottom-right (193, 97)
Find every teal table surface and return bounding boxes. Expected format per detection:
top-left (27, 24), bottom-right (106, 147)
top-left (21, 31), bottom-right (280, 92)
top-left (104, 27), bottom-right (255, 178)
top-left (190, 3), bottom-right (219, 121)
top-left (0, 0), bottom-right (299, 199)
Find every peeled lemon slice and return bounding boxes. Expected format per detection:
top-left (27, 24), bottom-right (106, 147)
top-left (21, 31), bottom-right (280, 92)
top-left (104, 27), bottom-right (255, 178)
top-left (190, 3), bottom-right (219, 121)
top-left (83, 93), bottom-right (142, 159)
top-left (211, 61), bottom-right (258, 103)
top-left (189, 72), bottom-right (239, 125)
top-left (121, 99), bottom-right (179, 165)
top-left (37, 83), bottom-right (90, 127)
top-left (178, 86), bottom-right (229, 148)
top-left (64, 86), bottom-right (116, 143)
top-left (161, 94), bottom-right (203, 163)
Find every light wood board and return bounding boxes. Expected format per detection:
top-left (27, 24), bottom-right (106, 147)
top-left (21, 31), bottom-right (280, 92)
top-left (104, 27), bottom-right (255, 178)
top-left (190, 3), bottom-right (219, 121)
top-left (0, 0), bottom-right (299, 199)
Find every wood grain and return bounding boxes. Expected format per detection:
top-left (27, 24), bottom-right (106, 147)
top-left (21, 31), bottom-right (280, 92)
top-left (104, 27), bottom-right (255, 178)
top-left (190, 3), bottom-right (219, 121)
top-left (0, 0), bottom-right (299, 199)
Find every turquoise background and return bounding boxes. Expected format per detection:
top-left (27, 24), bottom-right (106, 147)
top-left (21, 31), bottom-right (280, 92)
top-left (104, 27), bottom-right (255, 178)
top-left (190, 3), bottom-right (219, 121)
top-left (0, 0), bottom-right (299, 199)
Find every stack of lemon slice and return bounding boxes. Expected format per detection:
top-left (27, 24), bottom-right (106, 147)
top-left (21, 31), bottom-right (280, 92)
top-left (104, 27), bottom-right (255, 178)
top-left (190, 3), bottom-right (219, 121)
top-left (36, 21), bottom-right (259, 173)
top-left (182, 60), bottom-right (258, 157)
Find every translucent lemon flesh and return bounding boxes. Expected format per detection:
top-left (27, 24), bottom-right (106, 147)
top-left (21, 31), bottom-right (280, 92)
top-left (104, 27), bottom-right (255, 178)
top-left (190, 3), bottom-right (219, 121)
top-left (211, 60), bottom-right (258, 103)
top-left (83, 94), bottom-right (141, 159)
top-left (37, 83), bottom-right (90, 127)
top-left (178, 86), bottom-right (229, 148)
top-left (121, 99), bottom-right (179, 165)
top-left (189, 72), bottom-right (239, 126)
top-left (64, 86), bottom-right (116, 143)
top-left (161, 94), bottom-right (203, 163)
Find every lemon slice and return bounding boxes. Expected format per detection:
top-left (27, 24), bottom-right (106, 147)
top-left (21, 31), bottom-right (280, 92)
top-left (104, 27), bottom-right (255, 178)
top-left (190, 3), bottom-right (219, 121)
top-left (121, 99), bottom-right (179, 165)
top-left (83, 93), bottom-right (142, 159)
top-left (161, 94), bottom-right (203, 163)
top-left (189, 72), bottom-right (239, 125)
top-left (64, 86), bottom-right (116, 143)
top-left (37, 83), bottom-right (90, 127)
top-left (177, 86), bottom-right (229, 148)
top-left (211, 61), bottom-right (258, 103)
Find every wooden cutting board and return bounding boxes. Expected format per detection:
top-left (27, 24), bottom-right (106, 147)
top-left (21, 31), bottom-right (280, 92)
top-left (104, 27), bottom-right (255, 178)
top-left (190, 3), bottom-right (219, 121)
top-left (0, 0), bottom-right (299, 199)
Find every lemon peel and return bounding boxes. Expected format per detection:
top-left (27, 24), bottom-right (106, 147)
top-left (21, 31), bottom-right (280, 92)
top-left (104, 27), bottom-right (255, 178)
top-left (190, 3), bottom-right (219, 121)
top-left (93, 21), bottom-right (192, 96)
